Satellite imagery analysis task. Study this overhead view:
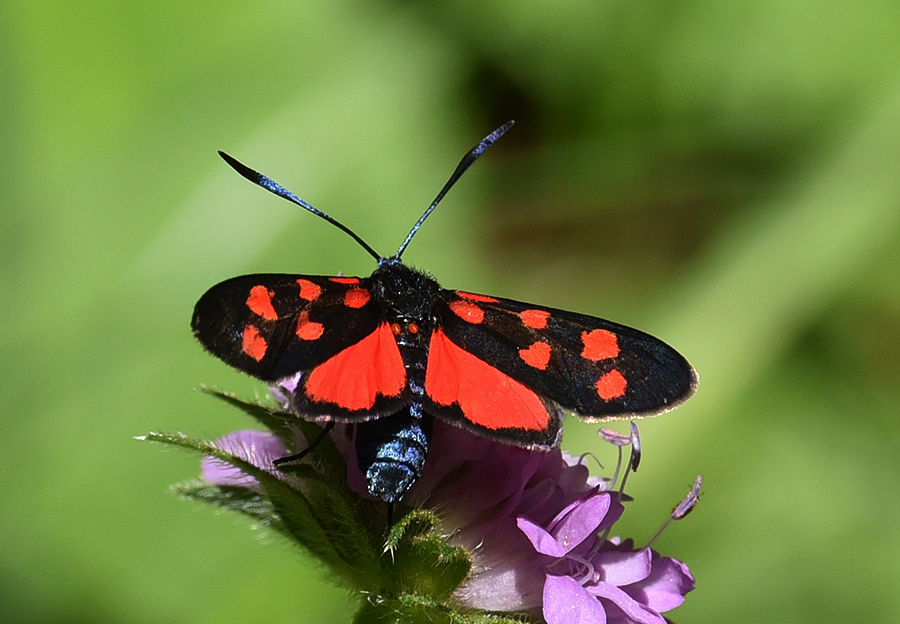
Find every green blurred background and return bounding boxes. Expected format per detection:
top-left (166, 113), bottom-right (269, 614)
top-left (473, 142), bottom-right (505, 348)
top-left (3, 1), bottom-right (899, 622)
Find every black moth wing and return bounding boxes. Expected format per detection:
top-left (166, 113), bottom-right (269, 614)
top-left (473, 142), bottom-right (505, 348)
top-left (435, 292), bottom-right (697, 420)
top-left (192, 273), bottom-right (382, 382)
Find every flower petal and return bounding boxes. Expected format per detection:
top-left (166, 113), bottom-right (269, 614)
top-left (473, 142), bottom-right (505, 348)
top-left (560, 453), bottom-right (607, 491)
top-left (550, 493), bottom-right (612, 554)
top-left (544, 574), bottom-right (607, 624)
top-left (518, 517), bottom-right (568, 557)
top-left (588, 582), bottom-right (665, 624)
top-left (202, 430), bottom-right (287, 488)
top-left (593, 547), bottom-right (652, 586)
top-left (625, 554), bottom-right (695, 613)
top-left (456, 552), bottom-right (546, 612)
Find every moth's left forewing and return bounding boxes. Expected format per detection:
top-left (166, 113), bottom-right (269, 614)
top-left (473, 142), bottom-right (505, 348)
top-left (192, 274), bottom-right (382, 380)
top-left (432, 291), bottom-right (697, 422)
top-left (192, 274), bottom-right (409, 419)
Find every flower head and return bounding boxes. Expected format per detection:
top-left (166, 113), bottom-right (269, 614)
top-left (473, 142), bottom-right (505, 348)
top-left (397, 420), bottom-right (695, 622)
top-left (156, 391), bottom-right (697, 624)
top-left (402, 420), bottom-right (607, 612)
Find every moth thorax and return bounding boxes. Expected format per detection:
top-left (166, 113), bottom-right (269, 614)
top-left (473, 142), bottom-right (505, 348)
top-left (373, 262), bottom-right (441, 320)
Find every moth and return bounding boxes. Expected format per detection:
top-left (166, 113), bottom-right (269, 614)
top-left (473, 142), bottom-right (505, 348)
top-left (192, 122), bottom-right (697, 504)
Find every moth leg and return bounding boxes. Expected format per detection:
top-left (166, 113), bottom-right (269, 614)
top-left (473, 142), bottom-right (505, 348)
top-left (273, 420), bottom-right (336, 466)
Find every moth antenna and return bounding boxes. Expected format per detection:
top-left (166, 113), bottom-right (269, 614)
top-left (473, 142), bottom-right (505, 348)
top-left (218, 151), bottom-right (382, 262)
top-left (393, 121), bottom-right (514, 259)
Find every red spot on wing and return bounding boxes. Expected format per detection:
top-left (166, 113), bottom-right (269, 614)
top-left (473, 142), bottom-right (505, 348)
top-left (596, 369), bottom-right (627, 400)
top-left (330, 277), bottom-right (360, 284)
top-left (246, 285), bottom-right (278, 320)
top-left (458, 292), bottom-right (500, 303)
top-left (296, 311), bottom-right (324, 340)
top-left (241, 325), bottom-right (267, 361)
top-left (519, 341), bottom-right (551, 370)
top-left (305, 322), bottom-right (405, 410)
top-left (344, 287), bottom-right (371, 308)
top-left (297, 279), bottom-right (322, 301)
top-left (582, 329), bottom-right (620, 361)
top-left (520, 309), bottom-right (550, 329)
top-left (449, 300), bottom-right (485, 324)
top-left (426, 329), bottom-right (550, 432)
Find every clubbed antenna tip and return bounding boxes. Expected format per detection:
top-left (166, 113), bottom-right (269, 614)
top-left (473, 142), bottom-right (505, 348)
top-left (394, 121), bottom-right (515, 259)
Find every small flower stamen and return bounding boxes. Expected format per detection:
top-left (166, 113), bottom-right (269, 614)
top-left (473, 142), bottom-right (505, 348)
top-left (646, 474), bottom-right (703, 549)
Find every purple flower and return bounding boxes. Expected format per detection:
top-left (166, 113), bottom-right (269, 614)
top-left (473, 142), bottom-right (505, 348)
top-left (402, 421), bottom-right (610, 613)
top-left (198, 413), bottom-right (696, 623)
top-left (399, 420), bottom-right (695, 621)
top-left (518, 492), bottom-right (694, 624)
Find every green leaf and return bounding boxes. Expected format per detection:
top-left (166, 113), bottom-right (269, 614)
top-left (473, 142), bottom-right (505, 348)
top-left (352, 594), bottom-right (458, 624)
top-left (201, 387), bottom-right (350, 484)
top-left (172, 481), bottom-right (286, 534)
top-left (142, 431), bottom-right (378, 586)
top-left (386, 509), bottom-right (472, 600)
top-left (263, 462), bottom-right (387, 591)
top-left (353, 594), bottom-right (533, 624)
top-left (144, 403), bottom-right (484, 619)
top-left (199, 387), bottom-right (300, 448)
